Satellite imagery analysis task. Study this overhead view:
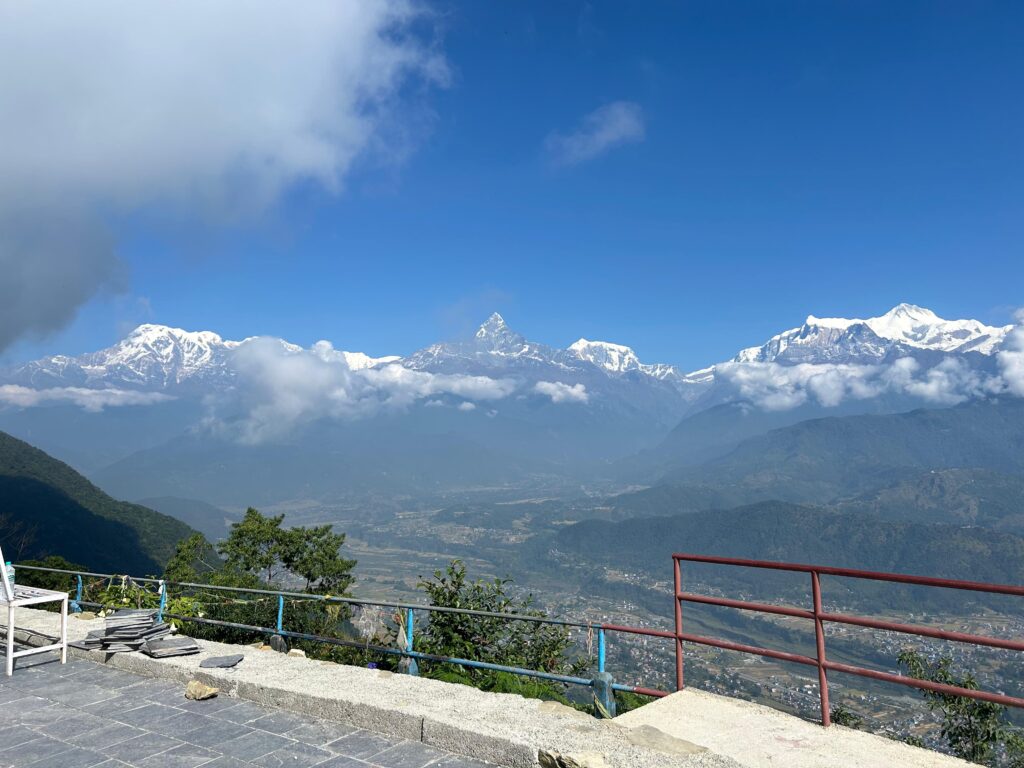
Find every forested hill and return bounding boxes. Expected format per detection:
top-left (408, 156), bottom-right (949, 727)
top-left (548, 501), bottom-right (1024, 610)
top-left (665, 398), bottom-right (1024, 502)
top-left (0, 430), bottom-right (196, 573)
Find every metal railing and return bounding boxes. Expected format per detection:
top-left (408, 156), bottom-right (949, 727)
top-left (19, 555), bottom-right (1021, 725)
top-left (668, 554), bottom-right (1024, 726)
top-left (12, 563), bottom-right (663, 715)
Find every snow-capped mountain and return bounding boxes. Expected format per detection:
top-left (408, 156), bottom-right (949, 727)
top-left (6, 324), bottom-right (242, 390)
top-left (734, 304), bottom-right (1012, 364)
top-left (402, 313), bottom-right (705, 407)
top-left (1, 304), bottom-right (1015, 408)
top-left (2, 324), bottom-right (397, 392)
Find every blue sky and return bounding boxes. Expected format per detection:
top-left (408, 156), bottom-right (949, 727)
top-left (4, 1), bottom-right (1022, 371)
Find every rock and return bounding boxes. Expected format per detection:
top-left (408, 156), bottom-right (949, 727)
top-left (268, 634), bottom-right (288, 653)
top-left (287, 649), bottom-right (306, 658)
top-left (538, 750), bottom-right (609, 768)
top-left (185, 680), bottom-right (219, 700)
top-left (200, 654), bottom-right (244, 669)
top-left (73, 612), bottom-right (97, 620)
top-left (247, 641), bottom-right (264, 649)
top-left (625, 724), bottom-right (705, 756)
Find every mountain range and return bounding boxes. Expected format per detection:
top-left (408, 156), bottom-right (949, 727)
top-left (0, 303), bottom-right (1019, 507)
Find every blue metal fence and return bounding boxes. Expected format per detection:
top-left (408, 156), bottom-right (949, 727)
top-left (14, 564), bottom-right (666, 716)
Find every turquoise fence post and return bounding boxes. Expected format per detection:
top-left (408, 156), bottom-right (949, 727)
top-left (592, 671), bottom-right (616, 718)
top-left (70, 574), bottom-right (83, 613)
top-left (598, 627), bottom-right (606, 674)
top-left (156, 580), bottom-right (167, 623)
top-left (277, 594), bottom-right (284, 633)
top-left (406, 608), bottom-right (419, 676)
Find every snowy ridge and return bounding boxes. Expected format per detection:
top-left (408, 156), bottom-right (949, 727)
top-left (567, 338), bottom-right (684, 381)
top-left (4, 324), bottom-right (398, 391)
top-left (735, 303), bottom-right (1012, 363)
top-left (2, 304), bottom-right (1016, 409)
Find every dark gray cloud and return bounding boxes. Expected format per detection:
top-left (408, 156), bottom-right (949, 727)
top-left (0, 0), bottom-right (446, 351)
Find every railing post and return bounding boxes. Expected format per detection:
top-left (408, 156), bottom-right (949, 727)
top-left (276, 594), bottom-right (284, 633)
top-left (598, 627), bottom-right (606, 674)
top-left (70, 574), bottom-right (83, 613)
top-left (156, 580), bottom-right (167, 623)
top-left (674, 556), bottom-right (684, 690)
top-left (406, 607), bottom-right (419, 676)
top-left (592, 671), bottom-right (617, 718)
top-left (811, 571), bottom-right (831, 727)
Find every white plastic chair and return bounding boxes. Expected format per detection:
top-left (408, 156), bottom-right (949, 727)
top-left (0, 546), bottom-right (68, 676)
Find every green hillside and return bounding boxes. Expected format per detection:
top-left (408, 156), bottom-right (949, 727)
top-left (833, 468), bottom-right (1024, 533)
top-left (549, 501), bottom-right (1024, 611)
top-left (667, 398), bottom-right (1024, 502)
top-left (0, 430), bottom-right (196, 573)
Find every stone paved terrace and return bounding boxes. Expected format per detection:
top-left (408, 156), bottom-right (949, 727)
top-left (4, 608), bottom-right (972, 768)
top-left (0, 650), bottom-right (490, 768)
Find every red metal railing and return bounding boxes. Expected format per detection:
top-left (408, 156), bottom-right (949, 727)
top-left (663, 554), bottom-right (1024, 726)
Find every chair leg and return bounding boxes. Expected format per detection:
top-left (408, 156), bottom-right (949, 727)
top-left (6, 605), bottom-right (13, 677)
top-left (60, 598), bottom-right (68, 665)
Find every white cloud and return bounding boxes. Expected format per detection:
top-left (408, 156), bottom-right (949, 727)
top-left (457, 401), bottom-right (477, 411)
top-left (0, 1), bottom-right (446, 351)
top-left (998, 311), bottom-right (1024, 397)
top-left (0, 385), bottom-right (172, 413)
top-left (204, 338), bottom-right (516, 443)
top-left (715, 354), bottom-right (1004, 412)
top-left (545, 101), bottom-right (645, 166)
top-left (534, 381), bottom-right (589, 404)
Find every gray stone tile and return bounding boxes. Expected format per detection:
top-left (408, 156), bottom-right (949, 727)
top-left (371, 741), bottom-right (448, 768)
top-left (316, 757), bottom-right (373, 768)
top-left (34, 711), bottom-right (109, 739)
top-left (90, 761), bottom-right (133, 768)
top-left (89, 670), bottom-right (145, 690)
top-left (101, 732), bottom-right (184, 763)
top-left (287, 721), bottom-right (358, 749)
top-left (144, 710), bottom-right (217, 736)
top-left (178, 719), bottom-right (255, 749)
top-left (0, 735), bottom-right (71, 764)
top-left (64, 667), bottom-right (117, 687)
top-left (136, 742), bottom-right (219, 768)
top-left (50, 683), bottom-right (122, 708)
top-left (213, 701), bottom-right (275, 724)
top-left (133, 680), bottom-right (185, 700)
top-left (114, 702), bottom-right (186, 727)
top-left (178, 695), bottom-right (244, 714)
top-left (0, 724), bottom-right (43, 747)
top-left (219, 731), bottom-right (294, 761)
top-left (326, 732), bottom-right (398, 762)
top-left (64, 722), bottom-right (147, 750)
top-left (0, 694), bottom-right (51, 714)
top-left (203, 758), bottom-right (261, 768)
top-left (23, 745), bottom-right (109, 768)
top-left (247, 711), bottom-right (313, 735)
top-left (78, 693), bottom-right (148, 718)
top-left (0, 687), bottom-right (31, 704)
top-left (251, 740), bottom-right (334, 768)
top-left (428, 757), bottom-right (496, 768)
top-left (11, 703), bottom-right (71, 727)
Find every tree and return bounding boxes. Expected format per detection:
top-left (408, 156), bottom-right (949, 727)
top-left (897, 649), bottom-right (1024, 765)
top-left (415, 560), bottom-right (589, 702)
top-left (284, 524), bottom-right (355, 595)
top-left (218, 508), bottom-right (291, 584)
top-left (164, 533), bottom-right (222, 584)
top-left (216, 508), bottom-right (355, 595)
